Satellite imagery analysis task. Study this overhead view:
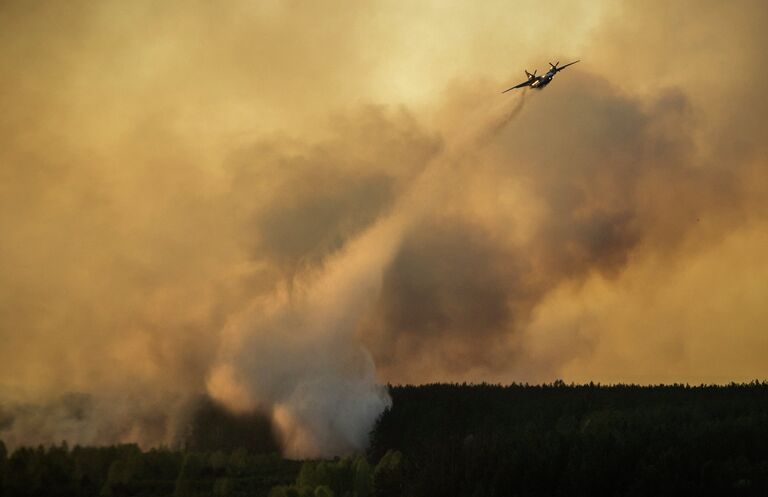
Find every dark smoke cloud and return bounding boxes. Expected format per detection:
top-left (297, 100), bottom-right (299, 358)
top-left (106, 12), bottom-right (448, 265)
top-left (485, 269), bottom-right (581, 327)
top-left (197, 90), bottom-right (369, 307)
top-left (1, 0), bottom-right (767, 455)
top-left (228, 108), bottom-right (439, 277)
top-left (364, 220), bottom-right (532, 375)
top-left (362, 68), bottom-right (764, 383)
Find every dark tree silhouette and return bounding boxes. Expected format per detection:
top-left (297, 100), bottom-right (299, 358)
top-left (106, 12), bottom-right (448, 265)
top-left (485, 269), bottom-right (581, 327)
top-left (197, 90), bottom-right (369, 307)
top-left (1, 382), bottom-right (768, 496)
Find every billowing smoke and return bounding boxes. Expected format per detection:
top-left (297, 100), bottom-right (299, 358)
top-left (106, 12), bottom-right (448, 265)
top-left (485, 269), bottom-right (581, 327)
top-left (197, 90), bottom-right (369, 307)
top-left (206, 93), bottom-right (528, 456)
top-left (2, 0), bottom-right (768, 456)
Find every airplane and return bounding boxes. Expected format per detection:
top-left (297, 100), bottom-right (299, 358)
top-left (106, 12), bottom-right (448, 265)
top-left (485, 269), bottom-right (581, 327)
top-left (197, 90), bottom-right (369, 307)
top-left (502, 60), bottom-right (580, 93)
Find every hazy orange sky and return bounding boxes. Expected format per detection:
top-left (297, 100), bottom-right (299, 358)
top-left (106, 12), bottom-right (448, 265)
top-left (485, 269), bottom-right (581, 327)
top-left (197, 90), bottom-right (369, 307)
top-left (1, 0), bottom-right (767, 452)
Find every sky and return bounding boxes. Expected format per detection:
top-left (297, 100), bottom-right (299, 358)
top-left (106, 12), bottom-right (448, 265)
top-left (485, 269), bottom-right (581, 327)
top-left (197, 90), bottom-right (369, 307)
top-left (1, 0), bottom-right (767, 455)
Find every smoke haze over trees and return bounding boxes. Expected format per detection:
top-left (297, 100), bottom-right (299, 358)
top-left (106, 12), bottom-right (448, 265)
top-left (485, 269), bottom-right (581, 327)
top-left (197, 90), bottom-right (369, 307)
top-left (1, 0), bottom-right (768, 455)
top-left (1, 383), bottom-right (768, 496)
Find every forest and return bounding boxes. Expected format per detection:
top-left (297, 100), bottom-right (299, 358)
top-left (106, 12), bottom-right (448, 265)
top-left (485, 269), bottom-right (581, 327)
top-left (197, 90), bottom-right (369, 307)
top-left (1, 382), bottom-right (768, 497)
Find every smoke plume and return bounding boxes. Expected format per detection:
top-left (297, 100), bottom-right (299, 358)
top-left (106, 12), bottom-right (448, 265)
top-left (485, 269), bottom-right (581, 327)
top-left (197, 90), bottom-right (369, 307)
top-left (206, 91), bottom-right (529, 456)
top-left (1, 0), bottom-right (768, 456)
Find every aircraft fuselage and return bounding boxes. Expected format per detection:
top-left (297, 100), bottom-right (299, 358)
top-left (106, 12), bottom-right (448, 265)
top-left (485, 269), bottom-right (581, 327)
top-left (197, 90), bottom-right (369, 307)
top-left (502, 60), bottom-right (579, 93)
top-left (530, 71), bottom-right (557, 89)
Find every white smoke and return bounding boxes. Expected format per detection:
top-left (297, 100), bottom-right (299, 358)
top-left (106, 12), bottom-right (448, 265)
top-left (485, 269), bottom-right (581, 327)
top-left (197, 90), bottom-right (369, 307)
top-left (206, 93), bottom-right (528, 457)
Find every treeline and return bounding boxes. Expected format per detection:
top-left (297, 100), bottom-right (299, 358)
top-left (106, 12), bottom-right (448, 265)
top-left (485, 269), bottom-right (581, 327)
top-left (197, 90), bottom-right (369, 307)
top-left (369, 382), bottom-right (768, 496)
top-left (269, 450), bottom-right (402, 497)
top-left (0, 440), bottom-right (403, 497)
top-left (0, 442), bottom-right (299, 497)
top-left (2, 382), bottom-right (768, 496)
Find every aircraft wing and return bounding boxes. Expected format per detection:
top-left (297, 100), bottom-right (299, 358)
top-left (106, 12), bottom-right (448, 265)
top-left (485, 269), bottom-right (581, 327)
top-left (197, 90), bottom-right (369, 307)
top-left (555, 60), bottom-right (580, 72)
top-left (501, 79), bottom-right (532, 93)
